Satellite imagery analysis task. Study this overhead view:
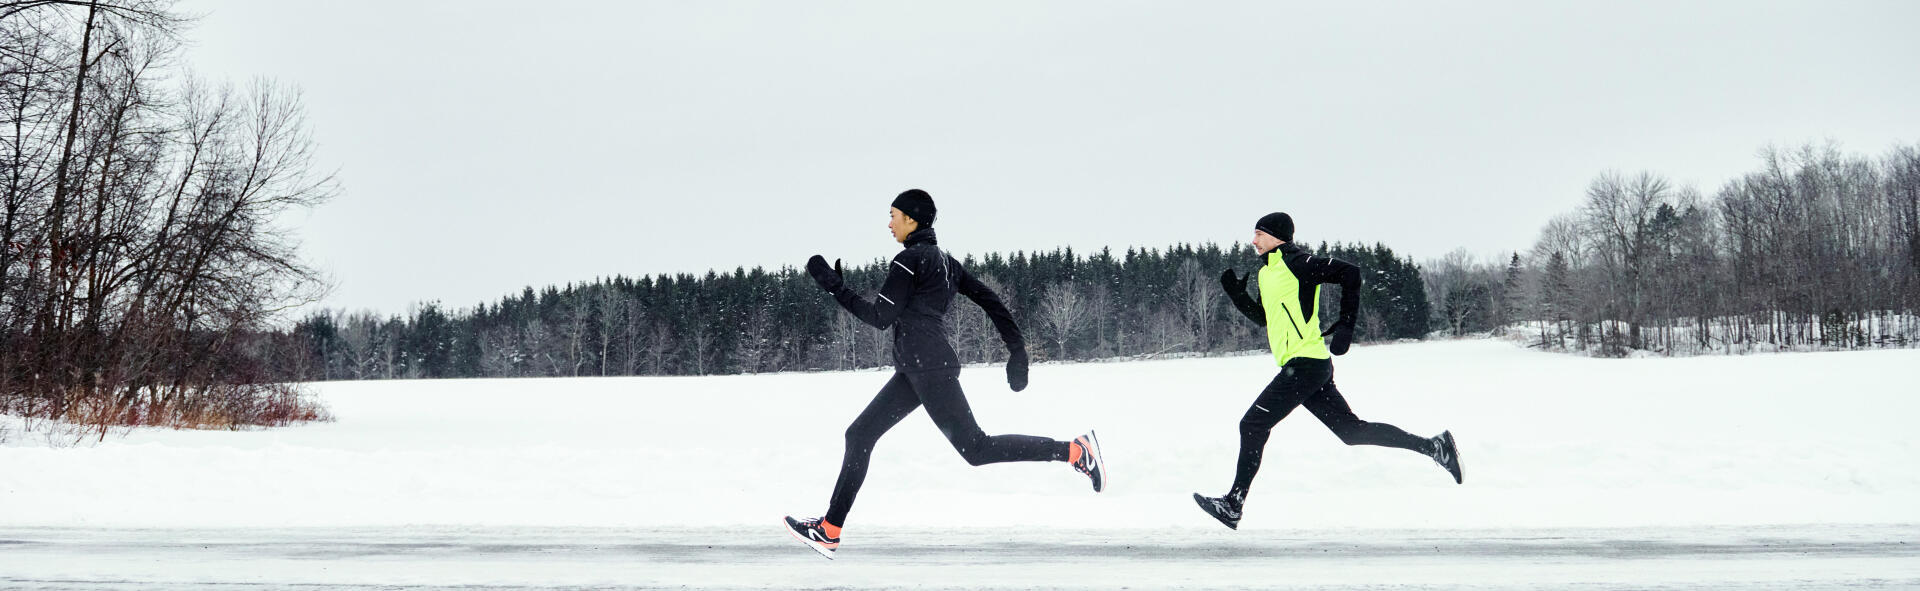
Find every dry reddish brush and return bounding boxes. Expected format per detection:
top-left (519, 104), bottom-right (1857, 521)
top-left (1, 1), bottom-right (333, 435)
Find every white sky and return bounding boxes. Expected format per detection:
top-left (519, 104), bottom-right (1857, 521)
top-left (170, 1), bottom-right (1920, 316)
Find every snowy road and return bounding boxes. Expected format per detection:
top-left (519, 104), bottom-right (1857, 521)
top-left (3, 524), bottom-right (1916, 589)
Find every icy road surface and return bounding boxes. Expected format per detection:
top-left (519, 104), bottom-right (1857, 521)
top-left (3, 524), bottom-right (1916, 590)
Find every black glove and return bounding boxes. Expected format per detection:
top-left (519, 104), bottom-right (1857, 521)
top-left (1220, 268), bottom-right (1248, 294)
top-left (1006, 348), bottom-right (1029, 392)
top-left (1324, 319), bottom-right (1354, 356)
top-left (806, 255), bottom-right (844, 293)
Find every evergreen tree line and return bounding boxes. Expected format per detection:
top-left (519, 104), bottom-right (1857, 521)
top-left (1416, 142), bottom-right (1920, 356)
top-left (1, 1), bottom-right (332, 432)
top-left (269, 242), bottom-right (1432, 381)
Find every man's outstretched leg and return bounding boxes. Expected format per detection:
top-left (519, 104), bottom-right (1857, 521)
top-left (1305, 383), bottom-right (1463, 484)
top-left (1195, 360), bottom-right (1333, 529)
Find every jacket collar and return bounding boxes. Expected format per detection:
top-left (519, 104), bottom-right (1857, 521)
top-left (1259, 242), bottom-right (1302, 266)
top-left (903, 227), bottom-right (938, 248)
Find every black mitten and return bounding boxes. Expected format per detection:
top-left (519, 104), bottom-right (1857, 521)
top-left (1325, 319), bottom-right (1354, 355)
top-left (806, 255), bottom-right (844, 293)
top-left (1006, 349), bottom-right (1030, 392)
top-left (1219, 268), bottom-right (1247, 294)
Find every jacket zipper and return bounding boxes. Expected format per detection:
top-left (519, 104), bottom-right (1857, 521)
top-left (1277, 302), bottom-right (1304, 339)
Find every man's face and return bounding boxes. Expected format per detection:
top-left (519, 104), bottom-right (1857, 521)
top-left (889, 207), bottom-right (916, 243)
top-left (1253, 229), bottom-right (1282, 253)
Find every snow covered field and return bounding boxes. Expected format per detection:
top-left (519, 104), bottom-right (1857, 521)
top-left (4, 340), bottom-right (1918, 589)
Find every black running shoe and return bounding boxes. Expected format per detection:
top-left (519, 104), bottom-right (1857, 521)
top-left (1193, 492), bottom-right (1242, 530)
top-left (783, 515), bottom-right (839, 559)
top-left (1430, 430), bottom-right (1463, 484)
top-left (1070, 431), bottom-right (1105, 492)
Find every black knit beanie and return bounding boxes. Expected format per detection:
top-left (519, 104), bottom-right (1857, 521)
top-left (892, 189), bottom-right (936, 227)
top-left (1255, 212), bottom-right (1294, 242)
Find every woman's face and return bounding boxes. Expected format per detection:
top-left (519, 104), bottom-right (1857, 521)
top-left (889, 207), bottom-right (917, 243)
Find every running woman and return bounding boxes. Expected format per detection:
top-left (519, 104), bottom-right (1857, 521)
top-left (783, 189), bottom-right (1104, 559)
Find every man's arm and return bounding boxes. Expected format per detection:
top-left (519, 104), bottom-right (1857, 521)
top-left (1222, 269), bottom-right (1266, 327)
top-left (1293, 253), bottom-right (1362, 328)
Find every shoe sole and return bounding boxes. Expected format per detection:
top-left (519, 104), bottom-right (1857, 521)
top-left (781, 517), bottom-right (836, 560)
top-left (1192, 493), bottom-right (1239, 530)
top-left (1085, 430), bottom-right (1107, 493)
top-left (1444, 431), bottom-right (1463, 484)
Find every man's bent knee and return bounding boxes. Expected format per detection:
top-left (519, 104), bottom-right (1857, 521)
top-left (1326, 422), bottom-right (1369, 446)
top-left (1240, 418), bottom-right (1276, 439)
top-left (845, 423), bottom-right (880, 448)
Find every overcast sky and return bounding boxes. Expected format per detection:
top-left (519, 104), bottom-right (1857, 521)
top-left (172, 1), bottom-right (1920, 316)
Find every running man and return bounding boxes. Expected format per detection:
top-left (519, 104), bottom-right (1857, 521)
top-left (1194, 212), bottom-right (1462, 530)
top-left (784, 189), bottom-right (1104, 559)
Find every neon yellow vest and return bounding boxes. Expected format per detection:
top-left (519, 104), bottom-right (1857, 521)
top-left (1258, 249), bottom-right (1331, 366)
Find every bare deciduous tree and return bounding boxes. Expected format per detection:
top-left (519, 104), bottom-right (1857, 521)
top-left (595, 286), bottom-right (621, 376)
top-left (623, 298), bottom-right (644, 375)
top-left (2, 1), bottom-right (335, 430)
top-left (1514, 143), bottom-right (1920, 356)
top-left (1175, 258), bottom-right (1218, 354)
top-left (1036, 281), bottom-right (1089, 360)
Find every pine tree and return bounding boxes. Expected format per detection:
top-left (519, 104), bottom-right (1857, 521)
top-left (1498, 253), bottom-right (1524, 336)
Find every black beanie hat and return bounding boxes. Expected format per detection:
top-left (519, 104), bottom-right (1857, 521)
top-left (892, 189), bottom-right (936, 227)
top-left (1255, 212), bottom-right (1294, 242)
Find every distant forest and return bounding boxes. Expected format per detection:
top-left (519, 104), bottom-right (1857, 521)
top-left (4, 2), bottom-right (1913, 437)
top-left (262, 141), bottom-right (1920, 382)
top-left (265, 242), bottom-right (1430, 381)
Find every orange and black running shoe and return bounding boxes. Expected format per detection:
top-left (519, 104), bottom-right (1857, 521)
top-left (783, 515), bottom-right (840, 559)
top-left (1069, 431), bottom-right (1105, 492)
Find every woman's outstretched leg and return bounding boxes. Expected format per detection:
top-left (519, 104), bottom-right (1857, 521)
top-left (906, 369), bottom-right (1105, 490)
top-left (824, 372), bottom-right (922, 527)
top-left (909, 369), bottom-right (1068, 464)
